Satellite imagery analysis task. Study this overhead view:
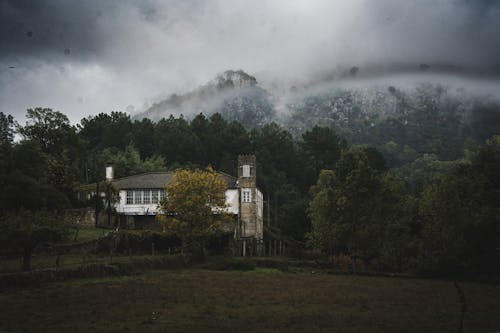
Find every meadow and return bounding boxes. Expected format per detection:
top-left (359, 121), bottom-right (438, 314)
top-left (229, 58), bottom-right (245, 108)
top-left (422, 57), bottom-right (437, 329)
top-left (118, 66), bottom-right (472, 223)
top-left (1, 268), bottom-right (499, 332)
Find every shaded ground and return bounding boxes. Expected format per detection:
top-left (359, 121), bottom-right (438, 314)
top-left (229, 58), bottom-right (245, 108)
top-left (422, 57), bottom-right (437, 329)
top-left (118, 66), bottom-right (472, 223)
top-left (1, 269), bottom-right (499, 332)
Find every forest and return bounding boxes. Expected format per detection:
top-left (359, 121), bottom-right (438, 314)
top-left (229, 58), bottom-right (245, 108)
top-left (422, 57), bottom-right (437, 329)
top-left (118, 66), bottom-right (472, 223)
top-left (1, 96), bottom-right (499, 277)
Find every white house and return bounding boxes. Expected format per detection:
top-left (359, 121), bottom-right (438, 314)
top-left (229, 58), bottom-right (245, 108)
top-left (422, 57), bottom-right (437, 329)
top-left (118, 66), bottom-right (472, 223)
top-left (94, 155), bottom-right (263, 248)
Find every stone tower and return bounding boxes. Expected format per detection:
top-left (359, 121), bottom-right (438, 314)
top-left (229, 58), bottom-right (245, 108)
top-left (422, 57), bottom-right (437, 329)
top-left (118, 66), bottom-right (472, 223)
top-left (237, 155), bottom-right (263, 254)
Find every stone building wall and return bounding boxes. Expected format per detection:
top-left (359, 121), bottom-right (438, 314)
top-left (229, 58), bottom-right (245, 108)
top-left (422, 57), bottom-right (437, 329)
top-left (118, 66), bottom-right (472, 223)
top-left (237, 155), bottom-right (264, 253)
top-left (63, 208), bottom-right (96, 227)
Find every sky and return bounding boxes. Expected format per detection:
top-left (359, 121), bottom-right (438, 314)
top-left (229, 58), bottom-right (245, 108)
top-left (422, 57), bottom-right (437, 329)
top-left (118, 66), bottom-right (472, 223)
top-left (1, 0), bottom-right (500, 123)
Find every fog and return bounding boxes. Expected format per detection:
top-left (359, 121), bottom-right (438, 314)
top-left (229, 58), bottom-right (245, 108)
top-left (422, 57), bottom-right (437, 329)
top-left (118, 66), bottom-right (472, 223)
top-left (1, 0), bottom-right (499, 123)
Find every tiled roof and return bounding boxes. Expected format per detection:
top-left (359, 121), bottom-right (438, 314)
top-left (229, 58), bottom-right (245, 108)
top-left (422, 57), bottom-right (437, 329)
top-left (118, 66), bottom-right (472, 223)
top-left (110, 171), bottom-right (238, 189)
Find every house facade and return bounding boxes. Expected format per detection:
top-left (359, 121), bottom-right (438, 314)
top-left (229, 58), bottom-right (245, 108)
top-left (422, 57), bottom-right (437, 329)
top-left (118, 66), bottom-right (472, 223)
top-left (100, 155), bottom-right (263, 249)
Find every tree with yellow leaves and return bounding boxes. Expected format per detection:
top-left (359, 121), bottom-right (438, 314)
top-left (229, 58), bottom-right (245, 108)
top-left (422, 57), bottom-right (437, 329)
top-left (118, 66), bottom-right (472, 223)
top-left (158, 167), bottom-right (232, 256)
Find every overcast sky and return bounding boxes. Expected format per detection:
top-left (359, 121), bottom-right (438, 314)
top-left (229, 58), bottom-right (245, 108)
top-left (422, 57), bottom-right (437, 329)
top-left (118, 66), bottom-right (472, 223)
top-left (1, 0), bottom-right (500, 123)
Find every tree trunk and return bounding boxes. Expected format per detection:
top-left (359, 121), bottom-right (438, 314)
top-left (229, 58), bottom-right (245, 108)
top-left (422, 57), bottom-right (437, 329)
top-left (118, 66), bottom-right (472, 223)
top-left (94, 183), bottom-right (100, 227)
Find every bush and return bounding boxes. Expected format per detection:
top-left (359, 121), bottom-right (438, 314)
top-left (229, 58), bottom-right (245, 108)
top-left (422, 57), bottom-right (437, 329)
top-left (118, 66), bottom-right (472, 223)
top-left (95, 230), bottom-right (233, 255)
top-left (211, 257), bottom-right (256, 271)
top-left (329, 254), bottom-right (366, 273)
top-left (96, 230), bottom-right (181, 254)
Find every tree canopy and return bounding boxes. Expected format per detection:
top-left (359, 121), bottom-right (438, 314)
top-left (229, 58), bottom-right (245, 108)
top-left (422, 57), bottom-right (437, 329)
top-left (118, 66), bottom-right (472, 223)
top-left (158, 168), bottom-right (232, 255)
top-left (0, 210), bottom-right (69, 271)
top-left (1, 103), bottom-right (499, 277)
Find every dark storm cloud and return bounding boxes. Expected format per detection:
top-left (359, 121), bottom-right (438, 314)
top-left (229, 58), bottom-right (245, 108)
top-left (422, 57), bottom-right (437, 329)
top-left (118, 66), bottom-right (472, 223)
top-left (1, 0), bottom-right (499, 68)
top-left (0, 0), bottom-right (208, 65)
top-left (0, 0), bottom-right (499, 122)
top-left (0, 0), bottom-right (107, 62)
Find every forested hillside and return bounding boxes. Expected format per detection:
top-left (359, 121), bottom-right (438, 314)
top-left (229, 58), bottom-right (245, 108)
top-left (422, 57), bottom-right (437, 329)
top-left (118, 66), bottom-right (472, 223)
top-left (138, 70), bottom-right (500, 168)
top-left (1, 94), bottom-right (500, 276)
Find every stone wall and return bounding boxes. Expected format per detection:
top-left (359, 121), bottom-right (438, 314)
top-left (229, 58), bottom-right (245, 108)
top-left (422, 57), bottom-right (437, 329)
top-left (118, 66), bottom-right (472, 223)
top-left (63, 208), bottom-right (96, 227)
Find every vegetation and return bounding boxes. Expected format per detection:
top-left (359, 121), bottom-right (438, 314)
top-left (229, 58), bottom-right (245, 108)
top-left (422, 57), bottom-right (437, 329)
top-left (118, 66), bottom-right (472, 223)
top-left (158, 168), bottom-right (232, 256)
top-left (0, 210), bottom-right (69, 271)
top-left (1, 83), bottom-right (500, 277)
top-left (1, 269), bottom-right (500, 332)
top-left (70, 226), bottom-right (107, 242)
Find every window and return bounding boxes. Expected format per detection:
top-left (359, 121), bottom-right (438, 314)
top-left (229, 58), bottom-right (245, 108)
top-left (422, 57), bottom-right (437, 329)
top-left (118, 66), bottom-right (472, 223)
top-left (134, 190), bottom-right (143, 204)
top-left (242, 164), bottom-right (250, 177)
top-left (143, 190), bottom-right (151, 204)
top-left (125, 189), bottom-right (164, 205)
top-left (242, 189), bottom-right (251, 203)
top-left (126, 190), bottom-right (133, 204)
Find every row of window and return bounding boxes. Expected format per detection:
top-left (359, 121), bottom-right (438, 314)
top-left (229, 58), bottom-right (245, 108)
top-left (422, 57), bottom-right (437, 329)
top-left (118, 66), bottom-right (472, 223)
top-left (125, 188), bottom-right (253, 205)
top-left (126, 189), bottom-right (165, 205)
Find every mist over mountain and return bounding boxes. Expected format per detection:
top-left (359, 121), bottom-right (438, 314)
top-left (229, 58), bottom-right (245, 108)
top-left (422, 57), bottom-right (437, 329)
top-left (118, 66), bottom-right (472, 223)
top-left (134, 65), bottom-right (500, 168)
top-left (135, 70), bottom-right (275, 127)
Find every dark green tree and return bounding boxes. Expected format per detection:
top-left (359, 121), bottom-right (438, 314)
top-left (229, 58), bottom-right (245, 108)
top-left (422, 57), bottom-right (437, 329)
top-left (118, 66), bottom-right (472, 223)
top-left (17, 108), bottom-right (83, 202)
top-left (97, 145), bottom-right (166, 179)
top-left (0, 140), bottom-right (70, 212)
top-left (308, 147), bottom-right (415, 269)
top-left (79, 112), bottom-right (132, 150)
top-left (300, 126), bottom-right (345, 188)
top-left (0, 112), bottom-right (15, 145)
top-left (18, 108), bottom-right (76, 154)
top-left (131, 118), bottom-right (156, 159)
top-left (154, 115), bottom-right (202, 165)
top-left (0, 210), bottom-right (69, 271)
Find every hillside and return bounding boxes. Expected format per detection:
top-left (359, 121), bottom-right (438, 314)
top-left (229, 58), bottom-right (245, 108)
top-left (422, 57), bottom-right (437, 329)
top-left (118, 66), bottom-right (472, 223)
top-left (135, 70), bottom-right (275, 128)
top-left (135, 68), bottom-right (500, 168)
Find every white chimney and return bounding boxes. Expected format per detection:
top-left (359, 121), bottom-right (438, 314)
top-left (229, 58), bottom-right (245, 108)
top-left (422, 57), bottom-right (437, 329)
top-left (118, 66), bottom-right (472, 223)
top-left (106, 166), bottom-right (113, 182)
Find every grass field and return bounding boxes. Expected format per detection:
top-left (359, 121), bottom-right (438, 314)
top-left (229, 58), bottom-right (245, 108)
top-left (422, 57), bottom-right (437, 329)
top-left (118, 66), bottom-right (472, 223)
top-left (0, 253), bottom-right (160, 273)
top-left (69, 226), bottom-right (109, 242)
top-left (1, 269), bottom-right (499, 332)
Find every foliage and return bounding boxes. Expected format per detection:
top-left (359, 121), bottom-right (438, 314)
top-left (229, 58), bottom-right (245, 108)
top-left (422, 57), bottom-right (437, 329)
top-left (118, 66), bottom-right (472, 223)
top-left (0, 140), bottom-right (70, 212)
top-left (308, 148), bottom-right (415, 270)
top-left (0, 112), bottom-right (15, 145)
top-left (3, 98), bottom-right (500, 276)
top-left (287, 83), bottom-right (499, 167)
top-left (98, 230), bottom-right (181, 254)
top-left (79, 111), bottom-right (132, 151)
top-left (15, 108), bottom-right (83, 205)
top-left (300, 125), bottom-right (346, 187)
top-left (18, 107), bottom-right (77, 154)
top-left (98, 145), bottom-right (166, 179)
top-left (158, 168), bottom-right (232, 255)
top-left (103, 181), bottom-right (120, 226)
top-left (219, 86), bottom-right (275, 127)
top-left (418, 141), bottom-right (500, 276)
top-left (0, 210), bottom-right (69, 271)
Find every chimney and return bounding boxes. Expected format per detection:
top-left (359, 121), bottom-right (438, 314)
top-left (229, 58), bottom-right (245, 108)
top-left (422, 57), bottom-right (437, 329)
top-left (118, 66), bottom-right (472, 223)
top-left (105, 166), bottom-right (114, 182)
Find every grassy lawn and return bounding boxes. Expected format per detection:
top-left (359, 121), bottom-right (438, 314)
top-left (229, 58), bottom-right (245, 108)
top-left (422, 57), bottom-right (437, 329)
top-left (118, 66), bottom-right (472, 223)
top-left (0, 253), bottom-right (159, 274)
top-left (69, 226), bottom-right (109, 242)
top-left (1, 269), bottom-right (499, 332)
